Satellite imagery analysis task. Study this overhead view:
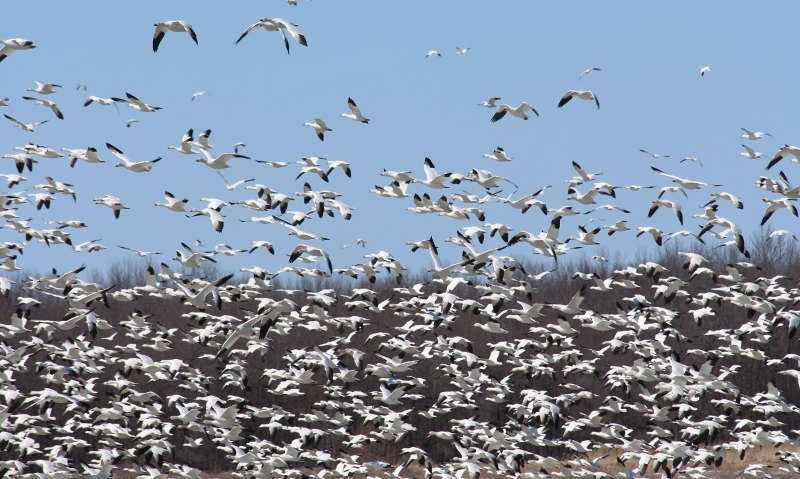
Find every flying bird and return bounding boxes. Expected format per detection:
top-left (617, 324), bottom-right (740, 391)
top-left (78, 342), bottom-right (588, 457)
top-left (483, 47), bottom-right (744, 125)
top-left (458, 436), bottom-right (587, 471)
top-left (478, 97), bottom-right (501, 108)
top-left (0, 38), bottom-right (36, 63)
top-left (700, 66), bottom-right (711, 76)
top-left (490, 102), bottom-right (539, 122)
top-left (106, 143), bottom-right (162, 173)
top-left (341, 97), bottom-right (369, 123)
top-left (304, 118), bottom-right (332, 141)
top-left (235, 17), bottom-right (307, 54)
top-left (26, 81), bottom-right (61, 94)
top-left (425, 50), bottom-right (441, 57)
top-left (4, 114), bottom-right (47, 132)
top-left (557, 90), bottom-right (599, 109)
top-left (21, 96), bottom-right (64, 119)
top-left (455, 47), bottom-right (470, 55)
top-left (153, 20), bottom-right (198, 52)
top-left (579, 66), bottom-right (601, 78)
top-left (741, 127), bottom-right (771, 140)
top-left (191, 91), bottom-right (206, 101)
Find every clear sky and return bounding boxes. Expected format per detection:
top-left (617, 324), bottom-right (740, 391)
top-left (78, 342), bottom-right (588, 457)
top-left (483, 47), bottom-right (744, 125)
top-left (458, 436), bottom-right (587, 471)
top-left (2, 2), bottom-right (799, 280)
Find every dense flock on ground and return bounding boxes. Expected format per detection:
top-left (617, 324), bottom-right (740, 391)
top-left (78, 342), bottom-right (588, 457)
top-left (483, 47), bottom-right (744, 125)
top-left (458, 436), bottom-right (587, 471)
top-left (4, 4), bottom-right (800, 479)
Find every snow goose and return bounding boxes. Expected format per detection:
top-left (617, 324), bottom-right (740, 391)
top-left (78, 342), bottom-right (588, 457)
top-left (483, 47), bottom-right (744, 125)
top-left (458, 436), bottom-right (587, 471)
top-left (455, 47), bottom-right (470, 55)
top-left (273, 216), bottom-right (329, 240)
top-left (112, 92), bottom-right (162, 112)
top-left (119, 245), bottom-right (161, 257)
top-left (761, 197), bottom-right (798, 225)
top-left (741, 127), bottom-right (771, 140)
top-left (767, 145), bottom-right (800, 170)
top-left (106, 143), bottom-right (161, 172)
top-left (93, 194), bottom-right (129, 218)
top-left (0, 38), bottom-right (36, 63)
top-left (152, 20), bottom-right (198, 52)
top-left (167, 129), bottom-right (198, 155)
top-left (739, 144), bottom-right (761, 159)
top-left (62, 147), bottom-right (102, 167)
top-left (289, 244), bottom-right (333, 273)
top-left (26, 81), bottom-right (61, 95)
top-left (0, 173), bottom-right (26, 188)
top-left (235, 17), bottom-right (307, 54)
top-left (490, 102), bottom-right (539, 122)
top-left (125, 119), bottom-right (138, 128)
top-left (166, 267), bottom-right (232, 310)
top-left (3, 114), bottom-right (46, 132)
top-left (154, 191), bottom-right (188, 212)
top-left (700, 65), bottom-right (711, 76)
top-left (217, 172), bottom-right (254, 190)
top-left (191, 90), bottom-right (206, 101)
top-left (83, 95), bottom-right (120, 107)
top-left (639, 148), bottom-right (670, 159)
top-left (411, 157), bottom-right (451, 190)
top-left (304, 118), bottom-right (332, 141)
top-left (635, 226), bottom-right (664, 246)
top-left (650, 166), bottom-right (721, 190)
top-left (425, 50), bottom-right (441, 57)
top-left (648, 199), bottom-right (684, 225)
top-left (558, 90), bottom-right (599, 109)
top-left (233, 141), bottom-right (246, 153)
top-left (478, 97), bottom-right (501, 108)
top-left (325, 159), bottom-right (351, 178)
top-left (483, 146), bottom-right (512, 162)
top-left (189, 207), bottom-right (225, 232)
top-left (341, 97), bottom-right (369, 123)
top-left (195, 147), bottom-right (251, 169)
top-left (194, 128), bottom-right (213, 149)
top-left (2, 153), bottom-right (36, 173)
top-left (579, 66), bottom-right (601, 78)
top-left (21, 96), bottom-right (63, 119)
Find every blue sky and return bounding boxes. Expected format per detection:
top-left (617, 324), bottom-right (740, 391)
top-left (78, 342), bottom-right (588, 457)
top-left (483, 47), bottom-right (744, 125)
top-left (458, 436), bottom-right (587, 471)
top-left (2, 2), bottom-right (798, 279)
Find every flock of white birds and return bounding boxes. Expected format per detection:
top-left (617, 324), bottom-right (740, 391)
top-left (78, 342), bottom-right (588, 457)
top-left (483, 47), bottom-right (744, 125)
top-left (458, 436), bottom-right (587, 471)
top-left (3, 5), bottom-right (800, 479)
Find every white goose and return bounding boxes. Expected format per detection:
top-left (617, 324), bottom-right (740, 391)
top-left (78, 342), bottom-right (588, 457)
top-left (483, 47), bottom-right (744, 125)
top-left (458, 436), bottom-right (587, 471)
top-left (4, 114), bottom-right (47, 132)
top-left (62, 147), bottom-right (102, 168)
top-left (304, 118), bottom-right (332, 141)
top-left (106, 143), bottom-right (162, 172)
top-left (235, 18), bottom-right (308, 54)
top-left (26, 81), bottom-right (61, 95)
top-left (411, 157), bottom-right (451, 189)
top-left (490, 102), bottom-right (539, 122)
top-left (341, 97), bottom-right (369, 123)
top-left (154, 191), bottom-right (188, 212)
top-left (558, 90), bottom-right (599, 109)
top-left (167, 129), bottom-right (198, 155)
top-left (152, 20), bottom-right (198, 52)
top-left (196, 147), bottom-right (251, 169)
top-left (93, 194), bottom-right (129, 218)
top-left (0, 38), bottom-right (36, 63)
top-left (112, 92), bottom-right (162, 112)
top-left (22, 96), bottom-right (64, 119)
top-left (740, 127), bottom-right (771, 140)
top-left (483, 146), bottom-right (512, 162)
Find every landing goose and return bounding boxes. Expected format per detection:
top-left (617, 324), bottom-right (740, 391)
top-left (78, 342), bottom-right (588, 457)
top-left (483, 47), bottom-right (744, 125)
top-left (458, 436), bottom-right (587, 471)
top-left (153, 20), bottom-right (198, 52)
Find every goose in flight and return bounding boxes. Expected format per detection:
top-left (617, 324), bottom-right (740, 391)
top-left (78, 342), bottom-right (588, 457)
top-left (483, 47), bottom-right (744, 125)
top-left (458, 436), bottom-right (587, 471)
top-left (217, 172), bottom-right (254, 190)
top-left (93, 194), bottom-right (129, 218)
top-left (341, 97), bottom-right (369, 123)
top-left (483, 146), bottom-right (512, 162)
top-left (155, 191), bottom-right (188, 212)
top-left (739, 144), bottom-right (761, 159)
top-left (490, 102), bottom-right (539, 122)
top-left (700, 65), bottom-right (711, 76)
top-left (189, 207), bottom-right (225, 232)
top-left (639, 149), bottom-right (670, 159)
top-left (767, 145), bottom-right (800, 170)
top-left (478, 97), bottom-right (501, 108)
top-left (112, 92), bottom-right (162, 112)
top-left (3, 114), bottom-right (47, 132)
top-left (650, 166), bottom-right (720, 190)
top-left (196, 147), bottom-right (250, 169)
top-left (168, 129), bottom-right (198, 155)
top-left (235, 17), bottom-right (307, 54)
top-left (304, 118), bottom-right (332, 141)
top-left (0, 38), bottom-right (36, 63)
top-left (741, 127), bottom-right (771, 140)
top-left (455, 47), bottom-right (470, 55)
top-left (425, 50), bottom-right (441, 57)
top-left (119, 245), bottom-right (161, 257)
top-left (153, 20), bottom-right (198, 52)
top-left (558, 90), bottom-right (599, 109)
top-left (191, 91), bottom-right (206, 101)
top-left (761, 197), bottom-right (798, 226)
top-left (83, 95), bottom-right (119, 108)
top-left (411, 157), bottom-right (451, 189)
top-left (106, 143), bottom-right (162, 172)
top-left (579, 66), bottom-right (601, 78)
top-left (22, 96), bottom-right (64, 119)
top-left (26, 81), bottom-right (61, 95)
